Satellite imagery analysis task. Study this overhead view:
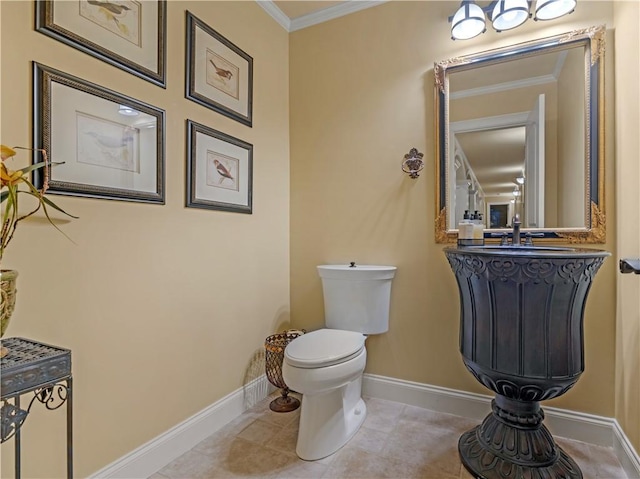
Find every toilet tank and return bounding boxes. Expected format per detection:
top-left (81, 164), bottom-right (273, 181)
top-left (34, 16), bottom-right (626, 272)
top-left (317, 264), bottom-right (397, 334)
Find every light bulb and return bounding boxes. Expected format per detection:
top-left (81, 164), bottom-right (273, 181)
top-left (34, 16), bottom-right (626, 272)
top-left (534, 0), bottom-right (576, 21)
top-left (451, 1), bottom-right (486, 40)
top-left (492, 0), bottom-right (529, 32)
top-left (118, 105), bottom-right (139, 116)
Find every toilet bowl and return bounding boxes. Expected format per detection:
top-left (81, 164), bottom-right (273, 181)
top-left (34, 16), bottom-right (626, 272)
top-left (282, 328), bottom-right (368, 461)
top-left (282, 264), bottom-right (396, 461)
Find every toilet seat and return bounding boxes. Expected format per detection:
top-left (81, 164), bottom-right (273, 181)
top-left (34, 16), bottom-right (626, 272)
top-left (284, 329), bottom-right (365, 369)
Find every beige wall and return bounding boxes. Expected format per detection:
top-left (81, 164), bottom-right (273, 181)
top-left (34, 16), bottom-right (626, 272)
top-left (290, 0), bottom-right (617, 420)
top-left (1, 1), bottom-right (289, 476)
top-left (614, 1), bottom-right (640, 454)
top-left (2, 0), bottom-right (638, 475)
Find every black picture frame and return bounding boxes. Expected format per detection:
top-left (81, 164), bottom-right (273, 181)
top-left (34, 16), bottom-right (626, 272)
top-left (33, 62), bottom-right (165, 204)
top-left (186, 120), bottom-right (253, 214)
top-left (35, 0), bottom-right (167, 88)
top-left (185, 11), bottom-right (253, 127)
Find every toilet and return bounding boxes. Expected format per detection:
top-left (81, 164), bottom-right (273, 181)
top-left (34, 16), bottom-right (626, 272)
top-left (282, 263), bottom-right (397, 461)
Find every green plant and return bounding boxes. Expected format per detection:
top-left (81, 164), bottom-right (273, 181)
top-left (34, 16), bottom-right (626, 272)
top-left (1, 145), bottom-right (77, 262)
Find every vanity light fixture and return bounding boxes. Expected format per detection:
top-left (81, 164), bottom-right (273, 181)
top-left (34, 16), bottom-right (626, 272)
top-left (492, 0), bottom-right (530, 31)
top-left (534, 0), bottom-right (576, 20)
top-left (451, 0), bottom-right (486, 41)
top-left (516, 176), bottom-right (525, 185)
top-left (450, 0), bottom-right (577, 40)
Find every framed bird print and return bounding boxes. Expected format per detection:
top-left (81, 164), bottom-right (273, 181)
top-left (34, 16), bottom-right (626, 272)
top-left (33, 62), bottom-right (165, 204)
top-left (186, 120), bottom-right (253, 214)
top-left (185, 11), bottom-right (253, 127)
top-left (35, 0), bottom-right (166, 88)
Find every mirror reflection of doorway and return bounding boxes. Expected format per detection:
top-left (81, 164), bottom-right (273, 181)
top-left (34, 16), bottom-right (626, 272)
top-left (450, 95), bottom-right (547, 230)
top-left (489, 204), bottom-right (510, 228)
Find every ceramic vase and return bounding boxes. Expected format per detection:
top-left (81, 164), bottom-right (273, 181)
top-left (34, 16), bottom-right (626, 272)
top-left (1, 269), bottom-right (19, 358)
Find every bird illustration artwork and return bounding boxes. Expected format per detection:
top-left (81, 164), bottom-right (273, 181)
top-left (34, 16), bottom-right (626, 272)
top-left (209, 59), bottom-right (233, 81)
top-left (86, 0), bottom-right (130, 15)
top-left (86, 0), bottom-right (131, 29)
top-left (84, 131), bottom-right (134, 149)
top-left (83, 130), bottom-right (135, 169)
top-left (214, 159), bottom-right (234, 184)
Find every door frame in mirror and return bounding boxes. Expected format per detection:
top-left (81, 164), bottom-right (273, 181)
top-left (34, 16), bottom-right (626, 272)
top-left (434, 25), bottom-right (606, 244)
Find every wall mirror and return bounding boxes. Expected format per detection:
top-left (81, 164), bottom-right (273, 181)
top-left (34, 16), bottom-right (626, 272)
top-left (434, 25), bottom-right (605, 243)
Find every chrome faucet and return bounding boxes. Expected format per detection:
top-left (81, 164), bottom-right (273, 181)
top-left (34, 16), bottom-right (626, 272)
top-left (492, 215), bottom-right (543, 246)
top-left (512, 214), bottom-right (521, 246)
top-left (494, 214), bottom-right (524, 246)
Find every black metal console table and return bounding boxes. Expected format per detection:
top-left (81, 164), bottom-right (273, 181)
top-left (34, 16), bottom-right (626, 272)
top-left (0, 337), bottom-right (72, 479)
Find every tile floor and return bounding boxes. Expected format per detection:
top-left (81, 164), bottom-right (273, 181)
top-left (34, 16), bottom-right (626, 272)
top-left (150, 393), bottom-right (627, 479)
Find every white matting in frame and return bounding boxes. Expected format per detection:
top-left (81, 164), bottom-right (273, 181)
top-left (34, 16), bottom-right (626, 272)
top-left (33, 62), bottom-right (165, 204)
top-left (187, 120), bottom-right (253, 214)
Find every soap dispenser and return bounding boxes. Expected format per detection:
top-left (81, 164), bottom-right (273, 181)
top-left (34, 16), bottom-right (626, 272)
top-left (472, 212), bottom-right (485, 246)
top-left (458, 210), bottom-right (474, 246)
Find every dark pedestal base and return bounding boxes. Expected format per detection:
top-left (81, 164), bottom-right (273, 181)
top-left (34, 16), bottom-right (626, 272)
top-left (269, 392), bottom-right (300, 413)
top-left (458, 396), bottom-right (582, 479)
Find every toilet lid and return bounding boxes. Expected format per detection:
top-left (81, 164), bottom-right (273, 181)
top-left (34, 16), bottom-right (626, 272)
top-left (284, 329), bottom-right (365, 368)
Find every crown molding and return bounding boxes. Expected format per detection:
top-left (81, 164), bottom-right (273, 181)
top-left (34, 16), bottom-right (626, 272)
top-left (257, 1), bottom-right (388, 33)
top-left (450, 50), bottom-right (568, 101)
top-left (290, 1), bottom-right (388, 32)
top-left (256, 1), bottom-right (291, 31)
top-left (450, 74), bottom-right (557, 100)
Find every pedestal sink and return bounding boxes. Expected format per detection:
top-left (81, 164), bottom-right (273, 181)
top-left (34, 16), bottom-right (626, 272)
top-left (444, 244), bottom-right (610, 479)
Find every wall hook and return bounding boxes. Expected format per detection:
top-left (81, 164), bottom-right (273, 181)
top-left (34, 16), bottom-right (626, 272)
top-left (402, 148), bottom-right (424, 179)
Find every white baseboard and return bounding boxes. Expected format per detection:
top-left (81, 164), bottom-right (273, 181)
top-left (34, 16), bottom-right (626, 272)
top-left (89, 373), bottom-right (640, 479)
top-left (614, 420), bottom-right (640, 479)
top-left (363, 373), bottom-right (494, 421)
top-left (363, 373), bottom-right (640, 479)
top-left (89, 375), bottom-right (271, 479)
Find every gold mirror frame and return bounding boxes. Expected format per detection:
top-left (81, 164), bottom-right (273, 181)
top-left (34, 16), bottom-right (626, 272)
top-left (434, 26), bottom-right (605, 244)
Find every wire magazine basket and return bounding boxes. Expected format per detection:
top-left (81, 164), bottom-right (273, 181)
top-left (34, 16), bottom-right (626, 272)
top-left (264, 329), bottom-right (305, 412)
